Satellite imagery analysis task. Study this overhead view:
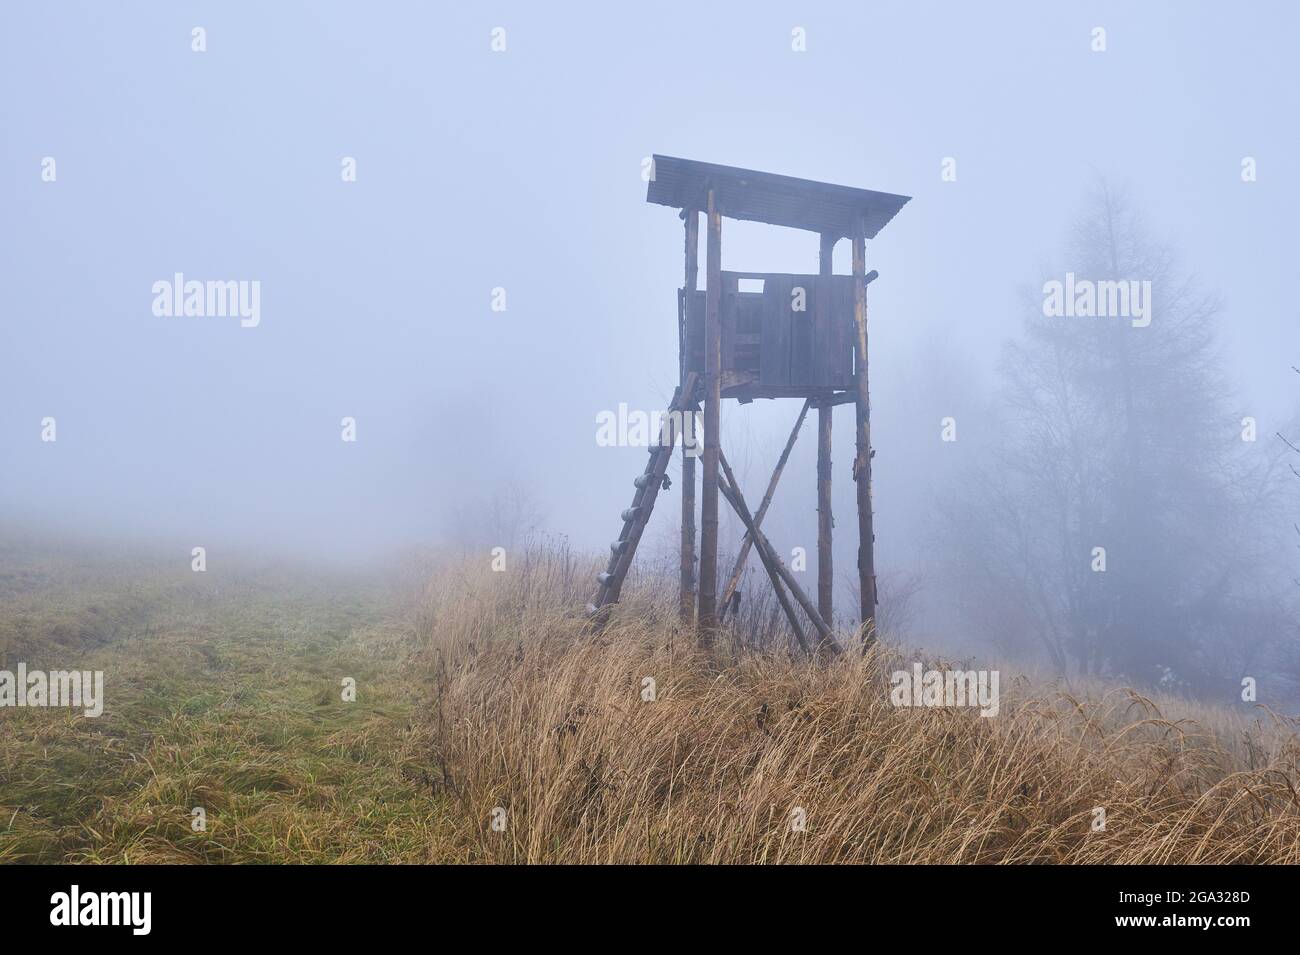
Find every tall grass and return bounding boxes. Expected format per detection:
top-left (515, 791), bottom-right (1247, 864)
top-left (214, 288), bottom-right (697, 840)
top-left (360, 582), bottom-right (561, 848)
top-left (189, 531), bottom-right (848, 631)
top-left (7, 540), bottom-right (1298, 864)
top-left (417, 544), bottom-right (1300, 863)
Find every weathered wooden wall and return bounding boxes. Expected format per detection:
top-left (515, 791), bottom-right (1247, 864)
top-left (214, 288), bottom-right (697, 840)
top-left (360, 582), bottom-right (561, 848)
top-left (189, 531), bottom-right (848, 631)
top-left (683, 272), bottom-right (856, 396)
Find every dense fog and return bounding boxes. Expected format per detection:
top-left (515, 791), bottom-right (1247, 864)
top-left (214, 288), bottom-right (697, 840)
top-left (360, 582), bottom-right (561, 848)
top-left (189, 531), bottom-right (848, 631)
top-left (3, 3), bottom-right (1298, 697)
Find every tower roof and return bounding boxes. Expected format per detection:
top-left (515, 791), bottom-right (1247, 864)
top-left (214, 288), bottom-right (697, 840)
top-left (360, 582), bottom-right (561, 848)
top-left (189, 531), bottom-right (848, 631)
top-left (646, 155), bottom-right (910, 239)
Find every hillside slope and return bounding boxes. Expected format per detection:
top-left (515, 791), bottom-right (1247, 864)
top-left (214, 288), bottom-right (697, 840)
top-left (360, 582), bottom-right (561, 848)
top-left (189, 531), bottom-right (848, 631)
top-left (4, 540), bottom-right (1298, 864)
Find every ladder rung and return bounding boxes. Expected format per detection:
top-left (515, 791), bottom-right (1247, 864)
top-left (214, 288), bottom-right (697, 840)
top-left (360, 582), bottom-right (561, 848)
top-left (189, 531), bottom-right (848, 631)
top-left (587, 374), bottom-right (696, 616)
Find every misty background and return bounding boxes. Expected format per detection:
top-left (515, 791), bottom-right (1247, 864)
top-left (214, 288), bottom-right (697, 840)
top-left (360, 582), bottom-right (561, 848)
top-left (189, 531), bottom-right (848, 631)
top-left (3, 2), bottom-right (1298, 695)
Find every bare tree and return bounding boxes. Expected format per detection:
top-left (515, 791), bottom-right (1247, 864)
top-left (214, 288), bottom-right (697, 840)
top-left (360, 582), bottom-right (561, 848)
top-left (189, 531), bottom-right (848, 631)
top-left (444, 478), bottom-right (546, 553)
top-left (936, 180), bottom-right (1298, 697)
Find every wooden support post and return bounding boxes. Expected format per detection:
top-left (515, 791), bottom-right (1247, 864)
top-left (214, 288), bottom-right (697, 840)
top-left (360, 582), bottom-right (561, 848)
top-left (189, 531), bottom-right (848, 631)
top-left (817, 233), bottom-right (836, 628)
top-left (697, 189), bottom-right (722, 642)
top-left (851, 215), bottom-right (877, 649)
top-left (680, 210), bottom-right (699, 624)
top-left (719, 398), bottom-right (811, 622)
top-left (718, 449), bottom-right (839, 655)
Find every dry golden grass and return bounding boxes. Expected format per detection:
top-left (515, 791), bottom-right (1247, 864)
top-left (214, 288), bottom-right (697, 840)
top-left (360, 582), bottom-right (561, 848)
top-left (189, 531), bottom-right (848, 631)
top-left (6, 539), bottom-right (1299, 864)
top-left (417, 547), bottom-right (1300, 864)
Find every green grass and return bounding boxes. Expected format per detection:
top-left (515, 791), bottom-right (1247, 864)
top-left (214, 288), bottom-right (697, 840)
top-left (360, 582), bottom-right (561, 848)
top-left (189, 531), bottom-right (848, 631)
top-left (0, 543), bottom-right (462, 864)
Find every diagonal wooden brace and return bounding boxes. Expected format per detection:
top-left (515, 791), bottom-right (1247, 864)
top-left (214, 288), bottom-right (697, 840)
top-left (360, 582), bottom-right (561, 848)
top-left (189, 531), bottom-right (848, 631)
top-left (717, 448), bottom-right (840, 657)
top-left (717, 474), bottom-right (809, 656)
top-left (719, 398), bottom-right (812, 622)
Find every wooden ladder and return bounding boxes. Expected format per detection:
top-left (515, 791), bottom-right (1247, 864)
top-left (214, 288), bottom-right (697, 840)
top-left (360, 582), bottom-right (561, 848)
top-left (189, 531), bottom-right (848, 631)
top-left (587, 372), bottom-right (699, 616)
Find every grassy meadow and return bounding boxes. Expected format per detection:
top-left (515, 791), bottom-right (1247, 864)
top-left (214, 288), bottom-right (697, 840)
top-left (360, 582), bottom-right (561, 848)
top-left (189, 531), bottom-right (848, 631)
top-left (3, 537), bottom-right (1299, 864)
top-left (0, 539), bottom-right (457, 863)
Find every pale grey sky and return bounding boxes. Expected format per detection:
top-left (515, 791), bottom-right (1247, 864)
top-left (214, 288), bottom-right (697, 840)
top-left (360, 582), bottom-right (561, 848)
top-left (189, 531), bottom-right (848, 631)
top-left (2, 2), bottom-right (1296, 583)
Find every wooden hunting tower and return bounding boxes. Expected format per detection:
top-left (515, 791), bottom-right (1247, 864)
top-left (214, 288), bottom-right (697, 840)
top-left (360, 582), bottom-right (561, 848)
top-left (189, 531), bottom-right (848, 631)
top-left (589, 156), bottom-right (910, 653)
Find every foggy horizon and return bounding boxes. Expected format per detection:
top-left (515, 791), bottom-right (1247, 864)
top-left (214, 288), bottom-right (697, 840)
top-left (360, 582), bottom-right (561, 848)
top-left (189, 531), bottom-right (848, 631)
top-left (5, 5), bottom-right (1295, 552)
top-left (7, 0), bottom-right (1300, 899)
top-left (4, 3), bottom-right (1299, 673)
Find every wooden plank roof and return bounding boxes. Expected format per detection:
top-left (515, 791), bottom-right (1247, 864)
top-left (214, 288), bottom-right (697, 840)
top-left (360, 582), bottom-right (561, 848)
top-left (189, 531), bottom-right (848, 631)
top-left (646, 155), bottom-right (910, 239)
